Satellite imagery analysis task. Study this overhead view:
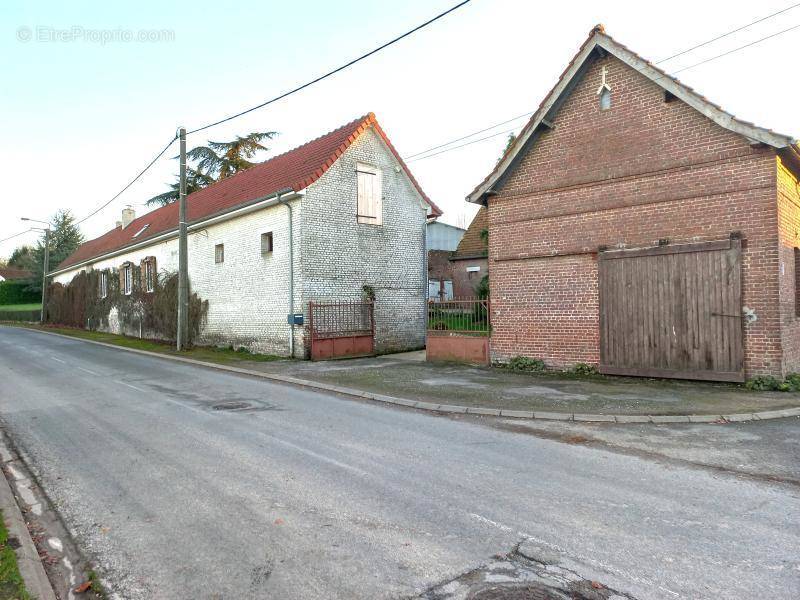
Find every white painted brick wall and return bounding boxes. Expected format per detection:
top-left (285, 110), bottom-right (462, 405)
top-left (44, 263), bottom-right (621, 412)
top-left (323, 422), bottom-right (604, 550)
top-left (301, 126), bottom-right (428, 353)
top-left (52, 125), bottom-right (428, 356)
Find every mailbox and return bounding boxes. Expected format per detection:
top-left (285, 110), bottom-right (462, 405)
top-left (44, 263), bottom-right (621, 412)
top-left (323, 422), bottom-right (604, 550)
top-left (287, 313), bottom-right (304, 325)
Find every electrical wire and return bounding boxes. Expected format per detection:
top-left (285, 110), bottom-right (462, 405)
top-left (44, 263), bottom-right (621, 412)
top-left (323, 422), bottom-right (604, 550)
top-left (405, 15), bottom-right (800, 162)
top-left (68, 1), bottom-right (473, 227)
top-left (187, 0), bottom-right (473, 135)
top-left (671, 23), bottom-right (800, 74)
top-left (75, 135), bottom-right (177, 225)
top-left (656, 2), bottom-right (800, 63)
top-left (0, 229), bottom-right (33, 244)
top-left (67, 1), bottom-right (797, 223)
top-left (407, 127), bottom-right (518, 162)
top-left (405, 112), bottom-right (532, 159)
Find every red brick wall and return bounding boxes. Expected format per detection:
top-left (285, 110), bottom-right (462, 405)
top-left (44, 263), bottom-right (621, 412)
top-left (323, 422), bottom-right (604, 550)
top-left (488, 54), bottom-right (780, 376)
top-left (777, 158), bottom-right (800, 374)
top-left (450, 257), bottom-right (488, 298)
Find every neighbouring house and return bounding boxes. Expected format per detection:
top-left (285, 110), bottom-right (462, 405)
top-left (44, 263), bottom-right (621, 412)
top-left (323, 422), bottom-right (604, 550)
top-left (0, 268), bottom-right (32, 282)
top-left (449, 207), bottom-right (488, 298)
top-left (51, 113), bottom-right (441, 358)
top-left (468, 25), bottom-right (800, 382)
top-left (426, 220), bottom-right (465, 299)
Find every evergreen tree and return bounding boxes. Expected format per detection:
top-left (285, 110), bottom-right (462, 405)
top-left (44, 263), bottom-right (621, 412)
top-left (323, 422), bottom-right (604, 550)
top-left (146, 131), bottom-right (277, 207)
top-left (145, 168), bottom-right (214, 207)
top-left (28, 210), bottom-right (83, 293)
top-left (7, 245), bottom-right (36, 271)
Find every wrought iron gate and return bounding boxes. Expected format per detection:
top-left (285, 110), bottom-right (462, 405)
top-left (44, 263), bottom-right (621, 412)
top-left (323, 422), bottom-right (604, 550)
top-left (308, 300), bottom-right (375, 360)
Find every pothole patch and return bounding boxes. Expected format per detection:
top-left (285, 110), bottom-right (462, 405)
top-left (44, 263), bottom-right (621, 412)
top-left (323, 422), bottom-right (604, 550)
top-left (469, 582), bottom-right (607, 600)
top-left (211, 401), bottom-right (280, 412)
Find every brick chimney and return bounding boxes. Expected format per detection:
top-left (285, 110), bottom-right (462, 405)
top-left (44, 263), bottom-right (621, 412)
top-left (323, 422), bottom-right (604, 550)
top-left (121, 206), bottom-right (136, 229)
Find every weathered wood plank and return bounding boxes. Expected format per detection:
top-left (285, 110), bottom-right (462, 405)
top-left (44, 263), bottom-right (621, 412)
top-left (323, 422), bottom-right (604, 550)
top-left (599, 238), bottom-right (743, 382)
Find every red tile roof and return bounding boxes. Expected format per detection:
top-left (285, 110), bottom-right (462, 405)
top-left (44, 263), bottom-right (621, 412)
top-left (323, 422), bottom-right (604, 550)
top-left (0, 267), bottom-right (32, 281)
top-left (59, 113), bottom-right (440, 271)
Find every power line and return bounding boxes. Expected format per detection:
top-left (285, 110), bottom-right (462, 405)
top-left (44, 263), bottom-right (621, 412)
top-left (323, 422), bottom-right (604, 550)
top-left (405, 112), bottom-right (532, 159)
top-left (407, 127), bottom-right (518, 162)
top-left (404, 12), bottom-right (800, 163)
top-left (656, 2), bottom-right (800, 63)
top-left (75, 135), bottom-right (177, 225)
top-left (187, 0), bottom-right (473, 135)
top-left (0, 229), bottom-right (34, 245)
top-left (70, 1), bottom-right (472, 227)
top-left (68, 2), bottom-right (795, 224)
top-left (671, 23), bottom-right (800, 74)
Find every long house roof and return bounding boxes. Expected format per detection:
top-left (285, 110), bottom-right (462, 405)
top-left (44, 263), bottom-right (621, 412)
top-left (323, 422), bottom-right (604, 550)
top-left (468, 25), bottom-right (799, 204)
top-left (59, 113), bottom-right (440, 271)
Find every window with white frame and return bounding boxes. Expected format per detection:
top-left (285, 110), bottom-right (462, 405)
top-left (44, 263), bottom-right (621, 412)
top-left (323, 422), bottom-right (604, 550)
top-left (144, 259), bottom-right (155, 292)
top-left (356, 163), bottom-right (382, 225)
top-left (99, 271), bottom-right (108, 299)
top-left (215, 243), bottom-right (224, 264)
top-left (122, 264), bottom-right (132, 295)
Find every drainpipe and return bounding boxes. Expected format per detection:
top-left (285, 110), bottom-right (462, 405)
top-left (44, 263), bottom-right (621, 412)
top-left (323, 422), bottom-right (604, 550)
top-left (277, 189), bottom-right (295, 358)
top-left (423, 216), bottom-right (429, 343)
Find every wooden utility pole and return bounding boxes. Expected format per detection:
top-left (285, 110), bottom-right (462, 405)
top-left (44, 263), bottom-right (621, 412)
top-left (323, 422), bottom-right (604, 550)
top-left (176, 127), bottom-right (189, 350)
top-left (40, 228), bottom-right (50, 323)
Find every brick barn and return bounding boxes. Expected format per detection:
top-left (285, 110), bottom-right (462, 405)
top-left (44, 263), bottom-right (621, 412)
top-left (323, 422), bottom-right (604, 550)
top-left (467, 26), bottom-right (800, 382)
top-left (52, 113), bottom-right (441, 358)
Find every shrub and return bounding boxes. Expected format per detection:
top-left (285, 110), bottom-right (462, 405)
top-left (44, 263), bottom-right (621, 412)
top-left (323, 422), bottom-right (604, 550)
top-left (783, 373), bottom-right (800, 392)
top-left (745, 375), bottom-right (782, 391)
top-left (0, 281), bottom-right (38, 305)
top-left (45, 268), bottom-right (208, 345)
top-left (506, 356), bottom-right (546, 372)
top-left (0, 309), bottom-right (40, 322)
top-left (570, 363), bottom-right (598, 376)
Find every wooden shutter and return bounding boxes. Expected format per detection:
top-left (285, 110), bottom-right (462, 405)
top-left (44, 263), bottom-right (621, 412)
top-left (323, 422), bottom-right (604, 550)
top-left (357, 164), bottom-right (381, 224)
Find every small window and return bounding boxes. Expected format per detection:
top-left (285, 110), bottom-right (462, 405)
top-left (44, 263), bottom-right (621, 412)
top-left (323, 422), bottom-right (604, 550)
top-left (261, 232), bottom-right (273, 254)
top-left (99, 271), bottom-right (108, 299)
top-left (145, 260), bottom-right (155, 292)
top-left (356, 163), bottom-right (382, 225)
top-left (599, 88), bottom-right (611, 110)
top-left (123, 264), bottom-right (132, 295)
top-left (795, 248), bottom-right (800, 317)
top-left (215, 243), bottom-right (224, 264)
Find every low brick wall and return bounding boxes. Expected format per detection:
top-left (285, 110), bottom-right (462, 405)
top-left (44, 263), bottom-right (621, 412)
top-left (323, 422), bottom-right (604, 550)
top-left (426, 333), bottom-right (489, 365)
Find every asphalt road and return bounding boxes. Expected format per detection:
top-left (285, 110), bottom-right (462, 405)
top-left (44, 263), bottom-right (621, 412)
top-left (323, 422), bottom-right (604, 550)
top-left (0, 326), bottom-right (798, 600)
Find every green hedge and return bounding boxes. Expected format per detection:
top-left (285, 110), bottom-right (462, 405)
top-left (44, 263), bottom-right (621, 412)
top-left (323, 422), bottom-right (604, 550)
top-left (0, 281), bottom-right (38, 306)
top-left (0, 309), bottom-right (40, 322)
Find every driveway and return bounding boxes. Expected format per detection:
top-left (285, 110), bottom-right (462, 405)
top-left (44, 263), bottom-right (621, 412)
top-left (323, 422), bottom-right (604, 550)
top-left (238, 351), bottom-right (800, 416)
top-left (0, 326), bottom-right (798, 599)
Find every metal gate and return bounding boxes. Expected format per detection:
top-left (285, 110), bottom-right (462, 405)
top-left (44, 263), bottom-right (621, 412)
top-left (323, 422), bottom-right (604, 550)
top-left (598, 238), bottom-right (744, 382)
top-left (308, 300), bottom-right (375, 360)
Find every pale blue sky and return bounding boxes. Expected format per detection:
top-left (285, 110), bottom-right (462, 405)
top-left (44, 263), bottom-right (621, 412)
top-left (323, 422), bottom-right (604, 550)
top-left (1, 0), bottom-right (798, 256)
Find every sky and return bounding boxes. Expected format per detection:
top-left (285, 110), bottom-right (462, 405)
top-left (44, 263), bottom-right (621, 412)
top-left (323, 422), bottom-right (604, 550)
top-left (1, 0), bottom-right (798, 258)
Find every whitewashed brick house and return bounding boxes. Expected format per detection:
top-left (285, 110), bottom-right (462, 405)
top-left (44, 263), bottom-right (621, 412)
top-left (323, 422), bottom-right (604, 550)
top-left (52, 113), bottom-right (441, 357)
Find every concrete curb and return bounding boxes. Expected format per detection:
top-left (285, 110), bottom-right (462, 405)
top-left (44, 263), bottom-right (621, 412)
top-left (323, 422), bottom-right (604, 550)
top-left (17, 327), bottom-right (800, 424)
top-left (0, 443), bottom-right (58, 600)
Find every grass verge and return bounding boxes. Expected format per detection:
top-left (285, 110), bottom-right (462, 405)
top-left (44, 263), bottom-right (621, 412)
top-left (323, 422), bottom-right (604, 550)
top-left (0, 304), bottom-right (41, 312)
top-left (0, 510), bottom-right (32, 600)
top-left (3, 324), bottom-right (284, 366)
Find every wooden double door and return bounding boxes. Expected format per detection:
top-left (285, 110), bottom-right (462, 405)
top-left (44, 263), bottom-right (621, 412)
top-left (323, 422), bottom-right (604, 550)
top-left (598, 238), bottom-right (744, 382)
